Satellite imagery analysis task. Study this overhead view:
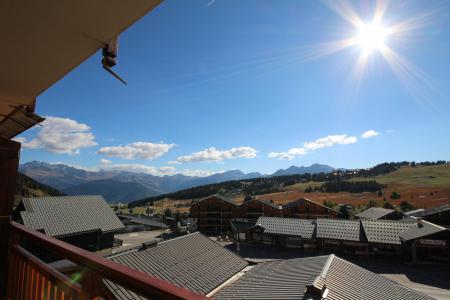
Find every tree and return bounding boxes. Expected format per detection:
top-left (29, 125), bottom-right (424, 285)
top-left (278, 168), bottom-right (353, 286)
top-left (323, 200), bottom-right (337, 209)
top-left (383, 200), bottom-right (394, 209)
top-left (377, 190), bottom-right (383, 197)
top-left (304, 186), bottom-right (313, 193)
top-left (411, 161), bottom-right (416, 168)
top-left (339, 205), bottom-right (350, 219)
top-left (366, 200), bottom-right (379, 208)
top-left (390, 191), bottom-right (401, 200)
top-left (399, 201), bottom-right (415, 212)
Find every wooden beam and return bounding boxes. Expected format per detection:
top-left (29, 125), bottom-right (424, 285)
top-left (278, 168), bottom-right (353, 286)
top-left (0, 138), bottom-right (20, 298)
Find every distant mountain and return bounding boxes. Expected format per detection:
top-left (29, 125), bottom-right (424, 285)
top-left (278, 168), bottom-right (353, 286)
top-left (62, 179), bottom-right (158, 203)
top-left (19, 161), bottom-right (264, 202)
top-left (19, 161), bottom-right (333, 202)
top-left (272, 164), bottom-right (334, 177)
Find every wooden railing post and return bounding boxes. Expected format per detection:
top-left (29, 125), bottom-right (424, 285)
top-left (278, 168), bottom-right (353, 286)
top-left (0, 138), bottom-right (21, 299)
top-left (80, 268), bottom-right (108, 299)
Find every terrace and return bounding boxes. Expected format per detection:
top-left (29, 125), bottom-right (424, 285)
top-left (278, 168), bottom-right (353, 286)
top-left (0, 0), bottom-right (212, 298)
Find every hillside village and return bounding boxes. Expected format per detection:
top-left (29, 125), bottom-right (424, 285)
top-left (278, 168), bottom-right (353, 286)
top-left (2, 1), bottom-right (450, 300)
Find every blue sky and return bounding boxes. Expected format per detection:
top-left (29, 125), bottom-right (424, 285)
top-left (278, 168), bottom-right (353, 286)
top-left (17, 0), bottom-right (450, 176)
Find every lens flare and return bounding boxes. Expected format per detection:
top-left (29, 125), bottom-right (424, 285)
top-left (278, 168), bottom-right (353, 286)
top-left (355, 22), bottom-right (388, 53)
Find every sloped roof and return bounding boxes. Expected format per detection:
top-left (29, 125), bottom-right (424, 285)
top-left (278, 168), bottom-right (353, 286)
top-left (404, 208), bottom-right (425, 216)
top-left (230, 220), bottom-right (256, 232)
top-left (316, 219), bottom-right (361, 241)
top-left (256, 216), bottom-right (315, 238)
top-left (128, 216), bottom-right (168, 229)
top-left (105, 232), bottom-right (248, 298)
top-left (215, 256), bottom-right (328, 299)
top-left (197, 194), bottom-right (236, 206)
top-left (20, 195), bottom-right (124, 237)
top-left (282, 198), bottom-right (339, 213)
top-left (309, 255), bottom-right (434, 300)
top-left (361, 219), bottom-right (416, 245)
top-left (251, 199), bottom-right (280, 209)
top-left (412, 204), bottom-right (450, 218)
top-left (215, 255), bottom-right (433, 300)
top-left (400, 219), bottom-right (447, 242)
top-left (356, 207), bottom-right (396, 220)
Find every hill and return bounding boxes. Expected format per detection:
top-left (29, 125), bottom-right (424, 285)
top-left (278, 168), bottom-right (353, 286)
top-left (62, 179), bottom-right (158, 203)
top-left (15, 173), bottom-right (65, 206)
top-left (129, 162), bottom-right (450, 211)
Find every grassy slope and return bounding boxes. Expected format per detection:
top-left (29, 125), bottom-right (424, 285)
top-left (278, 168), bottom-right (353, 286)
top-left (350, 164), bottom-right (450, 187)
top-left (131, 164), bottom-right (450, 213)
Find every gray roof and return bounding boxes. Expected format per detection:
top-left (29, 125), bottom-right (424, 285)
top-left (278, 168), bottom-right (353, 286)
top-left (256, 216), bottom-right (316, 239)
top-left (316, 219), bottom-right (361, 241)
top-left (400, 219), bottom-right (447, 241)
top-left (20, 195), bottom-right (124, 237)
top-left (412, 204), bottom-right (450, 218)
top-left (128, 216), bottom-right (168, 228)
top-left (215, 255), bottom-right (433, 300)
top-left (361, 219), bottom-right (416, 245)
top-left (230, 220), bottom-right (256, 232)
top-left (309, 255), bottom-right (434, 300)
top-left (404, 208), bottom-right (425, 216)
top-left (215, 256), bottom-right (328, 299)
top-left (105, 232), bottom-right (248, 298)
top-left (355, 207), bottom-right (396, 220)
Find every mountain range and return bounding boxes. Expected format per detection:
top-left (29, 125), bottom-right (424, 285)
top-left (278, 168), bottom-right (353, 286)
top-left (19, 161), bottom-right (334, 203)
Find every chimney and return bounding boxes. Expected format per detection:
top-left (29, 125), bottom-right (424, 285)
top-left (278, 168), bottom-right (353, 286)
top-left (416, 218), bottom-right (423, 228)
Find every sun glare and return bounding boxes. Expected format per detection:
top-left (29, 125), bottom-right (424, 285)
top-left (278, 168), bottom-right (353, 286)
top-left (355, 22), bottom-right (388, 53)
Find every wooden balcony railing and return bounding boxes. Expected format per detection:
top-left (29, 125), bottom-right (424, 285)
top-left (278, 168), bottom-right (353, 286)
top-left (7, 221), bottom-right (210, 300)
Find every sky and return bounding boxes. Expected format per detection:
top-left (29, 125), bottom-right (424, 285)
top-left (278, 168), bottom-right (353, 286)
top-left (16, 0), bottom-right (450, 177)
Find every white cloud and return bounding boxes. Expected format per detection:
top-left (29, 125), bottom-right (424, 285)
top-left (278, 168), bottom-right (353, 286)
top-left (19, 116), bottom-right (97, 154)
top-left (361, 130), bottom-right (379, 139)
top-left (386, 129), bottom-right (394, 134)
top-left (268, 152), bottom-right (295, 160)
top-left (180, 169), bottom-right (218, 177)
top-left (100, 163), bottom-right (176, 176)
top-left (268, 134), bottom-right (358, 160)
top-left (172, 146), bottom-right (257, 164)
top-left (97, 142), bottom-right (175, 160)
top-left (99, 163), bottom-right (216, 177)
top-left (303, 134), bottom-right (358, 150)
top-left (100, 158), bottom-right (112, 165)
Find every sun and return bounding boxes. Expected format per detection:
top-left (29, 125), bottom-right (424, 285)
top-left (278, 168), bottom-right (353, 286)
top-left (355, 22), bottom-right (388, 53)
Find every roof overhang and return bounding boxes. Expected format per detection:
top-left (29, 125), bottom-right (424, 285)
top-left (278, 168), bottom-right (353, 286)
top-left (0, 0), bottom-right (162, 138)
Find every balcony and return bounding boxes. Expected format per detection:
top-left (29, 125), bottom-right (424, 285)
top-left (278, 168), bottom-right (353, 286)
top-left (5, 221), bottom-right (209, 300)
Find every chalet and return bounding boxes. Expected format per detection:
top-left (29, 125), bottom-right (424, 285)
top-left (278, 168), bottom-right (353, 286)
top-left (236, 198), bottom-right (282, 220)
top-left (190, 195), bottom-right (339, 234)
top-left (233, 216), bottom-right (449, 261)
top-left (282, 198), bottom-right (339, 219)
top-left (406, 204), bottom-right (450, 227)
top-left (253, 217), bottom-right (316, 248)
top-left (356, 207), bottom-right (403, 220)
top-left (190, 194), bottom-right (238, 234)
top-left (15, 195), bottom-right (124, 251)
